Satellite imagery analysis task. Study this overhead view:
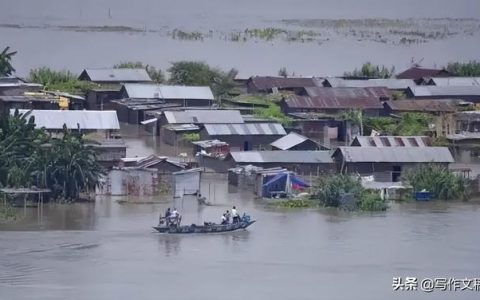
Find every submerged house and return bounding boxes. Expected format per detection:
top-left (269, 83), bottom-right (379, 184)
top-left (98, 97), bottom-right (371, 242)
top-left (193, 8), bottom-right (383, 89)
top-left (200, 123), bottom-right (286, 151)
top-left (13, 109), bottom-right (125, 167)
top-left (78, 68), bottom-right (152, 84)
top-left (282, 87), bottom-right (387, 116)
top-left (350, 136), bottom-right (431, 147)
top-left (425, 77), bottom-right (480, 87)
top-left (158, 110), bottom-right (244, 145)
top-left (332, 147), bottom-right (454, 182)
top-left (225, 150), bottom-right (334, 175)
top-left (405, 86), bottom-right (480, 103)
top-left (120, 84), bottom-right (215, 107)
top-left (0, 80), bottom-right (43, 96)
top-left (246, 76), bottom-right (320, 93)
top-left (270, 131), bottom-right (328, 150)
top-left (396, 67), bottom-right (450, 80)
top-left (383, 100), bottom-right (459, 115)
top-left (322, 78), bottom-right (415, 92)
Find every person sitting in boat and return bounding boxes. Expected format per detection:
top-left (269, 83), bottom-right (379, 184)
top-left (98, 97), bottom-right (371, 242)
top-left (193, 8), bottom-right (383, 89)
top-left (163, 208), bottom-right (171, 226)
top-left (231, 206), bottom-right (240, 223)
top-left (221, 213), bottom-right (228, 225)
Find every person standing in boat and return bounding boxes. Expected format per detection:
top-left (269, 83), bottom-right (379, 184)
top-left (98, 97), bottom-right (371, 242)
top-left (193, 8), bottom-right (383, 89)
top-left (170, 208), bottom-right (181, 226)
top-left (231, 206), bottom-right (239, 223)
top-left (164, 208), bottom-right (171, 226)
top-left (225, 210), bottom-right (231, 224)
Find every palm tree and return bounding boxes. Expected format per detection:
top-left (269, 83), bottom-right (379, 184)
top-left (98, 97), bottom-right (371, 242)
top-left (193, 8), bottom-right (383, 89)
top-left (0, 47), bottom-right (17, 77)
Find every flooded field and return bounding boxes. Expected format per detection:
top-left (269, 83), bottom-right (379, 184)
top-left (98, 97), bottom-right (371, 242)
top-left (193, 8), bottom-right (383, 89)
top-left (1, 0), bottom-right (479, 77)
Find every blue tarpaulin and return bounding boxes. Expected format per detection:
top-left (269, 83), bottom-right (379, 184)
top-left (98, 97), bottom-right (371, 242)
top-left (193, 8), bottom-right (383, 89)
top-left (262, 172), bottom-right (309, 198)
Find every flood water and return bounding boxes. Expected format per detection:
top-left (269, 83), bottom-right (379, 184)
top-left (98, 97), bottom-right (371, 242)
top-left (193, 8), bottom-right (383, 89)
top-left (1, 0), bottom-right (479, 77)
top-left (1, 183), bottom-right (480, 300)
top-left (2, 122), bottom-right (480, 300)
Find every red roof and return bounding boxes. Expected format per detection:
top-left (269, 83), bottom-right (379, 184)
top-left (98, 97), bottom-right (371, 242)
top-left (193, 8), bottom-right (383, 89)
top-left (396, 67), bottom-right (450, 80)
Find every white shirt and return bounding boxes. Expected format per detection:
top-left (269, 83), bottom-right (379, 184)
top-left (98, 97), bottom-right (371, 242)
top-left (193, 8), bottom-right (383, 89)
top-left (171, 210), bottom-right (178, 218)
top-left (231, 208), bottom-right (238, 217)
top-left (221, 215), bottom-right (227, 222)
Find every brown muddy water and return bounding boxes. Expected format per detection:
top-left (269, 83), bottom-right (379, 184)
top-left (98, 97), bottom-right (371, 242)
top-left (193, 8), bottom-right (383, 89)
top-left (1, 0), bottom-right (479, 77)
top-left (1, 125), bottom-right (480, 300)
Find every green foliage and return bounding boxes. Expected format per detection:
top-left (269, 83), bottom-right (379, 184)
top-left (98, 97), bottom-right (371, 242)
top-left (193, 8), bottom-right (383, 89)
top-left (312, 175), bottom-right (386, 211)
top-left (28, 67), bottom-right (77, 85)
top-left (231, 93), bottom-right (284, 105)
top-left (168, 61), bottom-right (237, 99)
top-left (344, 62), bottom-right (395, 78)
top-left (365, 113), bottom-right (433, 136)
top-left (0, 112), bottom-right (105, 200)
top-left (446, 61), bottom-right (480, 76)
top-left (114, 61), bottom-right (165, 83)
top-left (402, 164), bottom-right (469, 200)
top-left (312, 174), bottom-right (364, 207)
top-left (183, 133), bottom-right (200, 142)
top-left (0, 46), bottom-right (17, 76)
top-left (245, 28), bottom-right (287, 41)
top-left (254, 103), bottom-right (292, 126)
top-left (278, 67), bottom-right (289, 78)
top-left (432, 136), bottom-right (450, 147)
top-left (391, 91), bottom-right (405, 100)
top-left (358, 189), bottom-right (387, 211)
top-left (272, 199), bottom-right (318, 208)
top-left (0, 202), bottom-right (16, 221)
top-left (28, 67), bottom-right (96, 93)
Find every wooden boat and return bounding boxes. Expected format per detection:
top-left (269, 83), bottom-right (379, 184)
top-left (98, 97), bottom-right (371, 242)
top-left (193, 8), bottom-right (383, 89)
top-left (153, 215), bottom-right (255, 234)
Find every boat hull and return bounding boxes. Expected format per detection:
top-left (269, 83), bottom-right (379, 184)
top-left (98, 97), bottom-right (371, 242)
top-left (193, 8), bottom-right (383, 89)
top-left (153, 220), bottom-right (256, 234)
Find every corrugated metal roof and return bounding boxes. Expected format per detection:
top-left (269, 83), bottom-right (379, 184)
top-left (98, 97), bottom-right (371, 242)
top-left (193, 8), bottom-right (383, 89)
top-left (248, 76), bottom-right (319, 91)
top-left (230, 151), bottom-right (333, 163)
top-left (429, 77), bottom-right (480, 86)
top-left (0, 95), bottom-right (58, 102)
top-left (286, 87), bottom-right (386, 110)
top-left (305, 87), bottom-right (391, 99)
top-left (192, 139), bottom-right (228, 148)
top-left (384, 100), bottom-right (458, 113)
top-left (396, 67), bottom-right (450, 80)
top-left (12, 109), bottom-right (120, 130)
top-left (80, 68), bottom-right (152, 82)
top-left (323, 78), bottom-right (415, 90)
top-left (352, 136), bottom-right (430, 147)
top-left (270, 132), bottom-right (309, 150)
top-left (122, 84), bottom-right (214, 100)
top-left (164, 110), bottom-right (244, 124)
top-left (407, 86), bottom-right (480, 97)
top-left (336, 147), bottom-right (453, 163)
top-left (0, 82), bottom-right (43, 88)
top-left (204, 123), bottom-right (286, 136)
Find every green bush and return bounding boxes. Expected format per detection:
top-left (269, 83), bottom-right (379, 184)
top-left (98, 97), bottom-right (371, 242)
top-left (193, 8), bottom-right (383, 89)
top-left (402, 164), bottom-right (469, 200)
top-left (312, 175), bottom-right (387, 211)
top-left (446, 61), bottom-right (480, 76)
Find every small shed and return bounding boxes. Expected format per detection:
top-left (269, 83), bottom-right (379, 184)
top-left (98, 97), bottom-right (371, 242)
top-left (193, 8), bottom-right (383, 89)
top-left (79, 68), bottom-right (152, 84)
top-left (121, 84), bottom-right (214, 107)
top-left (192, 139), bottom-right (229, 157)
top-left (173, 168), bottom-right (202, 198)
top-left (226, 150), bottom-right (334, 175)
top-left (270, 132), bottom-right (328, 150)
top-left (201, 123), bottom-right (286, 151)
